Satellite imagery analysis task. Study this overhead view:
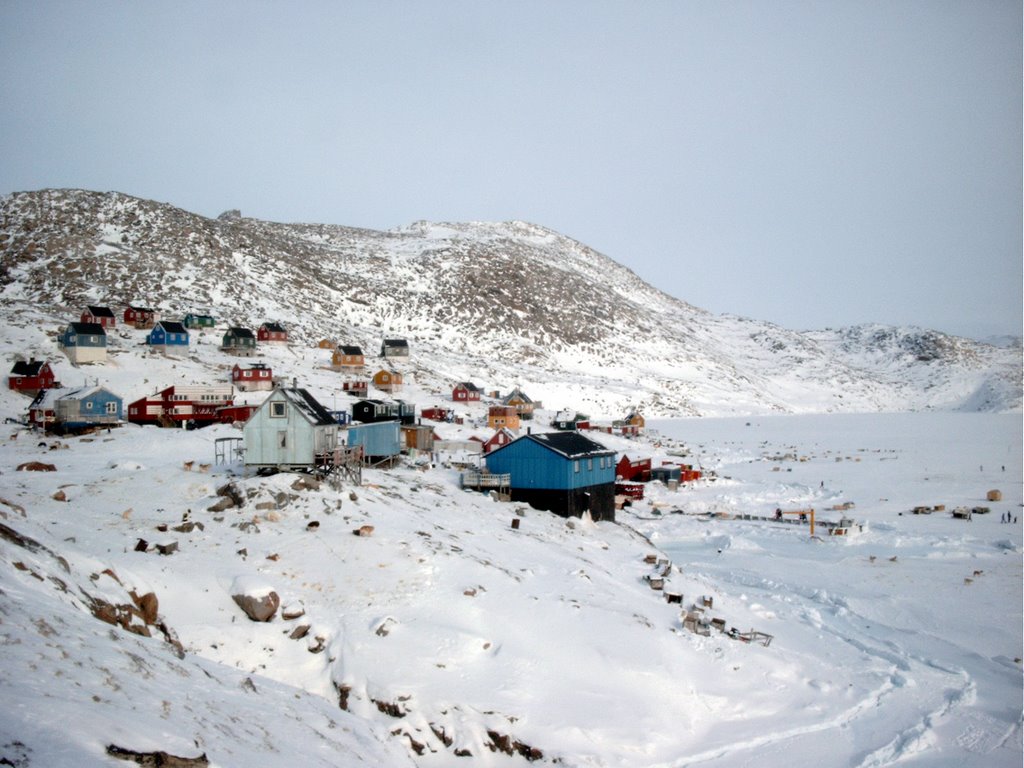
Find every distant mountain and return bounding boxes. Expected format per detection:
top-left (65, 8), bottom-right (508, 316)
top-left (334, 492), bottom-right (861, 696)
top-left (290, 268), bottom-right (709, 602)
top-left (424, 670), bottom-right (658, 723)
top-left (1, 188), bottom-right (1019, 416)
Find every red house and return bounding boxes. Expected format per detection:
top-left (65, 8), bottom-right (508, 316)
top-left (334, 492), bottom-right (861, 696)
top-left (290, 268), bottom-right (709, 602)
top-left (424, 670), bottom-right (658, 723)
top-left (452, 382), bottom-right (482, 402)
top-left (8, 360), bottom-right (57, 393)
top-left (421, 406), bottom-right (454, 422)
top-left (616, 455), bottom-right (652, 482)
top-left (124, 305), bottom-right (158, 328)
top-left (257, 322), bottom-right (288, 344)
top-left (127, 385), bottom-right (234, 428)
top-left (482, 427), bottom-right (516, 454)
top-left (342, 380), bottom-right (369, 398)
top-left (81, 306), bottom-right (116, 328)
top-left (231, 363), bottom-right (273, 392)
top-left (215, 403), bottom-right (258, 425)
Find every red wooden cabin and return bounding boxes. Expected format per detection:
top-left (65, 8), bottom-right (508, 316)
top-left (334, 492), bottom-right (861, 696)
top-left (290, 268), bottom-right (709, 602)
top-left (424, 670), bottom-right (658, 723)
top-left (421, 406), bottom-right (454, 422)
top-left (8, 360), bottom-right (57, 393)
top-left (257, 322), bottom-right (288, 343)
top-left (124, 305), bottom-right (157, 328)
top-left (81, 306), bottom-right (116, 328)
top-left (231, 363), bottom-right (273, 392)
top-left (452, 382), bottom-right (482, 402)
top-left (616, 455), bottom-right (652, 482)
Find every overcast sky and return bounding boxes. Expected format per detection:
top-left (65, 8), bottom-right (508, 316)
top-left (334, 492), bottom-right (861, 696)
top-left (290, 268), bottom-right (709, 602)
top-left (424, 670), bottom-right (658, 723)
top-left (1, 2), bottom-right (1020, 340)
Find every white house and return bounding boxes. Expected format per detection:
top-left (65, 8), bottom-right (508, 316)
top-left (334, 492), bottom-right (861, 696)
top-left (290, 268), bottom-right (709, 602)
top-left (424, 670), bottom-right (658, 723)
top-left (243, 387), bottom-right (339, 470)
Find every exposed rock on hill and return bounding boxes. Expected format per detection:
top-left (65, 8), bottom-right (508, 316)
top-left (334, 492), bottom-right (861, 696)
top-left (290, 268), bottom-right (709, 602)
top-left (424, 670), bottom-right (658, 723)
top-left (1, 188), bottom-right (1019, 415)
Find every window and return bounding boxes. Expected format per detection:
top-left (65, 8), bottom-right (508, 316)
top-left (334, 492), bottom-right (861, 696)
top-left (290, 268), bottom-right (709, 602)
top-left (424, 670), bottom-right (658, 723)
top-left (271, 402), bottom-right (286, 418)
top-left (90, 335), bottom-right (98, 343)
top-left (278, 431), bottom-right (287, 449)
top-left (69, 335), bottom-right (77, 343)
top-left (85, 401), bottom-right (94, 410)
top-left (243, 370), bottom-right (252, 378)
top-left (587, 459), bottom-right (593, 471)
top-left (574, 460), bottom-right (580, 473)
top-left (105, 402), bottom-right (117, 414)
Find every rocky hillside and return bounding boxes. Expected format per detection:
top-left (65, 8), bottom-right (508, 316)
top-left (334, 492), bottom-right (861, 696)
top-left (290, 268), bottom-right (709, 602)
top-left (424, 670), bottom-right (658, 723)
top-left (1, 188), bottom-right (1019, 416)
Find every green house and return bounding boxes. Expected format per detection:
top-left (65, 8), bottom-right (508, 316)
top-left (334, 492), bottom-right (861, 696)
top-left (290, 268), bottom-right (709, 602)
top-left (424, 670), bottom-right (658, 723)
top-left (184, 313), bottom-right (216, 329)
top-left (221, 327), bottom-right (256, 357)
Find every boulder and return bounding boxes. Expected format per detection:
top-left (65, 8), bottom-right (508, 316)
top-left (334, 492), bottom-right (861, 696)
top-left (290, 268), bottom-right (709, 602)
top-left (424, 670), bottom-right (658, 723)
top-left (230, 576), bottom-right (280, 622)
top-left (208, 497), bottom-right (234, 513)
top-left (215, 482), bottom-right (246, 507)
top-left (232, 591), bottom-right (280, 622)
top-left (17, 461), bottom-right (56, 472)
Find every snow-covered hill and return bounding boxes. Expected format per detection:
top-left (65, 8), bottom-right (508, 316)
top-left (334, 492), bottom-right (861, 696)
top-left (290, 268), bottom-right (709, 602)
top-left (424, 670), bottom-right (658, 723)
top-left (0, 189), bottom-right (1020, 766)
top-left (1, 188), bottom-right (1019, 417)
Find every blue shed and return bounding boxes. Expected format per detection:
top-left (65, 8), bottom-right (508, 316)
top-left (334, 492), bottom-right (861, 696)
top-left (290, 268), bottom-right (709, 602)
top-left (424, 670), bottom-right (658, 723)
top-left (147, 321), bottom-right (190, 352)
top-left (484, 431), bottom-right (617, 521)
top-left (346, 421), bottom-right (401, 465)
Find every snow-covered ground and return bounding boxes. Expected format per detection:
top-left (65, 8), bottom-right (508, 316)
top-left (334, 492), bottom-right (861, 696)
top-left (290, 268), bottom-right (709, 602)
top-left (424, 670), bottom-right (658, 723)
top-left (0, 402), bottom-right (1019, 766)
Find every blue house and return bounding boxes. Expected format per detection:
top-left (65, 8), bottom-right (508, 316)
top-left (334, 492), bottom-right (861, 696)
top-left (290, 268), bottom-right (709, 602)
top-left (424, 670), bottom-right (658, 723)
top-left (59, 322), bottom-right (107, 364)
top-left (147, 321), bottom-right (190, 353)
top-left (484, 431), bottom-right (617, 521)
top-left (29, 385), bottom-right (122, 433)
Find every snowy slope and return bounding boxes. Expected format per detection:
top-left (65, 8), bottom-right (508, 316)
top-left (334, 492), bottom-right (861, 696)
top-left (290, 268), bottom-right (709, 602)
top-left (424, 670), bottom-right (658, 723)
top-left (0, 188), bottom-right (1020, 767)
top-left (1, 188), bottom-right (1018, 418)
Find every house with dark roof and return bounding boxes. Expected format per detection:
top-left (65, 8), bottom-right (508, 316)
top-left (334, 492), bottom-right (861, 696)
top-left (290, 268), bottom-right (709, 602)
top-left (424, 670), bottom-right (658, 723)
top-left (124, 305), bottom-right (158, 328)
top-left (221, 326), bottom-right (257, 356)
top-left (243, 387), bottom-right (339, 470)
top-left (146, 321), bottom-right (189, 353)
top-left (81, 306), bottom-right (116, 328)
top-left (452, 382), bottom-right (482, 402)
top-left (59, 322), bottom-right (107, 364)
top-left (258, 322), bottom-right (288, 344)
top-left (183, 312), bottom-right (216, 329)
top-left (484, 431), bottom-right (617, 521)
top-left (332, 345), bottom-right (365, 369)
top-left (380, 338), bottom-right (409, 358)
top-left (503, 388), bottom-right (536, 420)
top-left (352, 399), bottom-right (415, 425)
top-left (8, 359), bottom-right (57, 393)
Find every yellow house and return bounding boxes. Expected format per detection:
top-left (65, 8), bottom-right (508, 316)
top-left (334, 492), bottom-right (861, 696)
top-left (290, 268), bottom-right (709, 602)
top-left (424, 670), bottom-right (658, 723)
top-left (487, 405), bottom-right (520, 431)
top-left (373, 369), bottom-right (403, 393)
top-left (503, 388), bottom-right (535, 420)
top-left (332, 345), bottom-right (365, 369)
top-left (623, 410), bottom-right (645, 431)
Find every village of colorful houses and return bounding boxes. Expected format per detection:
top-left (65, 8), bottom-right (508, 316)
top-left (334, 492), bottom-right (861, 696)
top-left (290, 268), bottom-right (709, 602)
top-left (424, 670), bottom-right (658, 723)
top-left (8, 304), bottom-right (704, 524)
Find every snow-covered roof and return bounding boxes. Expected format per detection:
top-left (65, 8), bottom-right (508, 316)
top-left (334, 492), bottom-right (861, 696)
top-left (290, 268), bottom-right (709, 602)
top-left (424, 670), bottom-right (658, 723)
top-left (30, 385), bottom-right (116, 409)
